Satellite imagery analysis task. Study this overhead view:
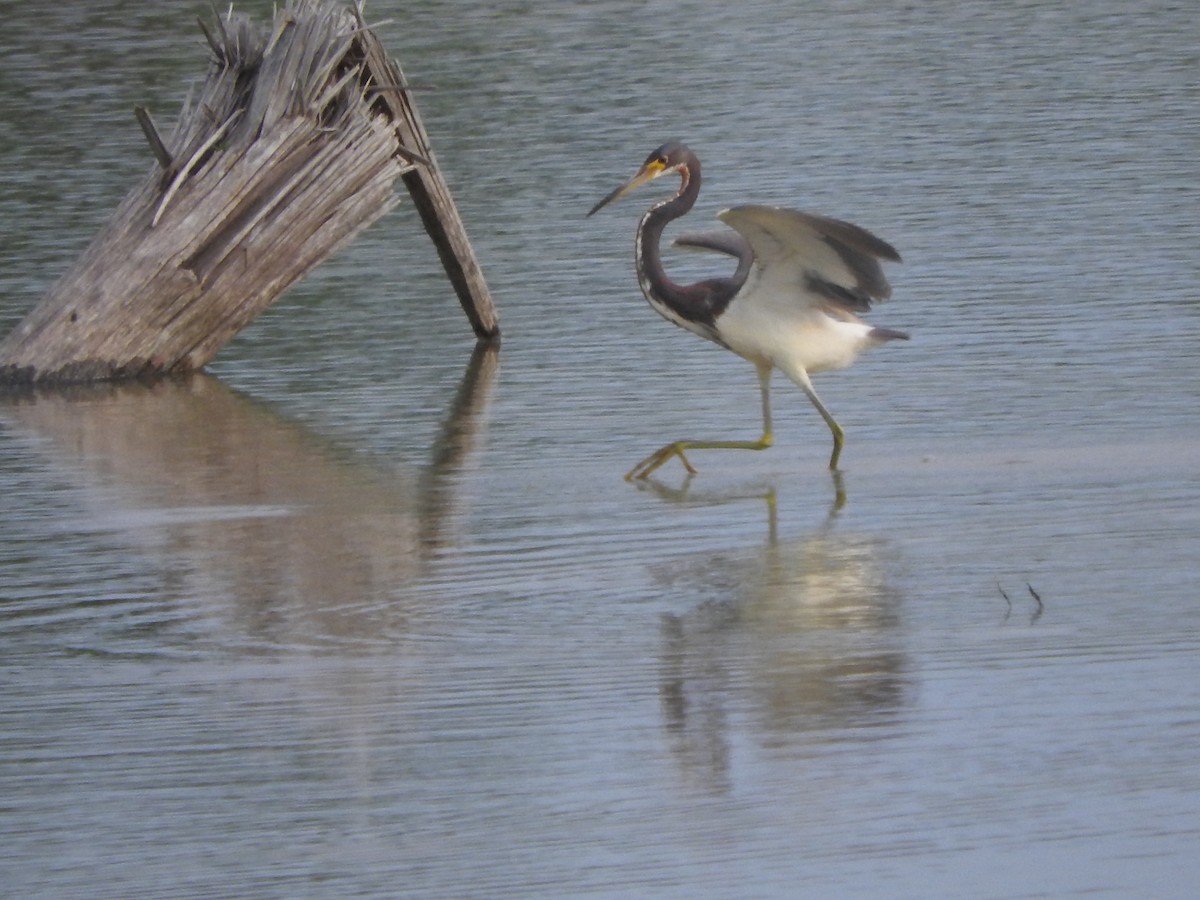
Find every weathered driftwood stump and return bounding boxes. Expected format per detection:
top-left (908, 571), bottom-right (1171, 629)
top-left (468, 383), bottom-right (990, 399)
top-left (0, 0), bottom-right (497, 386)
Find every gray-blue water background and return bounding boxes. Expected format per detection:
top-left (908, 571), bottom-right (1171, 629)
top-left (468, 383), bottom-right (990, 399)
top-left (2, 1), bottom-right (1198, 897)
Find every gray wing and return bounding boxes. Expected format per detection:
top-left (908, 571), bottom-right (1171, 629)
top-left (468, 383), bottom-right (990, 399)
top-left (717, 205), bottom-right (901, 314)
top-left (672, 229), bottom-right (751, 260)
top-left (671, 228), bottom-right (755, 287)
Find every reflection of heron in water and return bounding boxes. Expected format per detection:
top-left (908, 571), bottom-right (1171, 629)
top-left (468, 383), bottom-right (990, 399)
top-left (653, 482), bottom-right (908, 789)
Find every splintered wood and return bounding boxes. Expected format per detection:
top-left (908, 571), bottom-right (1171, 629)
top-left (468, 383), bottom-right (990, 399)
top-left (0, 0), bottom-right (497, 386)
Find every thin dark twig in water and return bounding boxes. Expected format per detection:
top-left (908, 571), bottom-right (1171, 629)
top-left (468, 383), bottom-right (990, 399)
top-left (1027, 583), bottom-right (1044, 624)
top-left (998, 581), bottom-right (1044, 624)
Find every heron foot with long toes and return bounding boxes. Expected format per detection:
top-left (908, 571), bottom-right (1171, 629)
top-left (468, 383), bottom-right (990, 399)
top-left (625, 433), bottom-right (774, 481)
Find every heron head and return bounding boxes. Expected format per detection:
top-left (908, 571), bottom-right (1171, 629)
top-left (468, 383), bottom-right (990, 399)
top-left (587, 141), bottom-right (694, 217)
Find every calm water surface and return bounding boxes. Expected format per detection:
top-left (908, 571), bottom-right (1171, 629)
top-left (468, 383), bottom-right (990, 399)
top-left (2, 1), bottom-right (1198, 897)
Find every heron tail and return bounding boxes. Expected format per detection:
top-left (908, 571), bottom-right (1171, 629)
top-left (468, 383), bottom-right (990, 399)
top-left (869, 326), bottom-right (910, 343)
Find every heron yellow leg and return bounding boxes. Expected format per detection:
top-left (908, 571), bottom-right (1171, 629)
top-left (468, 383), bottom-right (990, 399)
top-left (790, 368), bottom-right (844, 470)
top-left (626, 363), bottom-right (775, 480)
top-left (827, 419), bottom-right (845, 470)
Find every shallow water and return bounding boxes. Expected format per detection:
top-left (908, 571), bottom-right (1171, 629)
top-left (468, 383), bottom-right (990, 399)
top-left (2, 1), bottom-right (1199, 897)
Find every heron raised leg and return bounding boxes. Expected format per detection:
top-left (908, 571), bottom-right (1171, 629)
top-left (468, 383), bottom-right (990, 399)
top-left (626, 362), bottom-right (775, 480)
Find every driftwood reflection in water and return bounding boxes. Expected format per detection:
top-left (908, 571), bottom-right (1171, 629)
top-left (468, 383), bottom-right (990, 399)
top-left (653, 486), bottom-right (908, 790)
top-left (0, 344), bottom-right (498, 647)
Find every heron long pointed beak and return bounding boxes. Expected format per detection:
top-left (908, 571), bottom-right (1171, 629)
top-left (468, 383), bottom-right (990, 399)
top-left (586, 166), bottom-right (662, 217)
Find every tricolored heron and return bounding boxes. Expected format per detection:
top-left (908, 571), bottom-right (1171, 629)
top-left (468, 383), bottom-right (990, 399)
top-left (588, 141), bottom-right (908, 480)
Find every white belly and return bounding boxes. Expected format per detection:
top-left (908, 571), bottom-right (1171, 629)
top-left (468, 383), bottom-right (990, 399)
top-left (715, 295), bottom-right (877, 376)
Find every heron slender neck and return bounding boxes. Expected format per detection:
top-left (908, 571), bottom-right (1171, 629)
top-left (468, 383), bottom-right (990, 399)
top-left (636, 159), bottom-right (701, 308)
top-left (634, 154), bottom-right (743, 333)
